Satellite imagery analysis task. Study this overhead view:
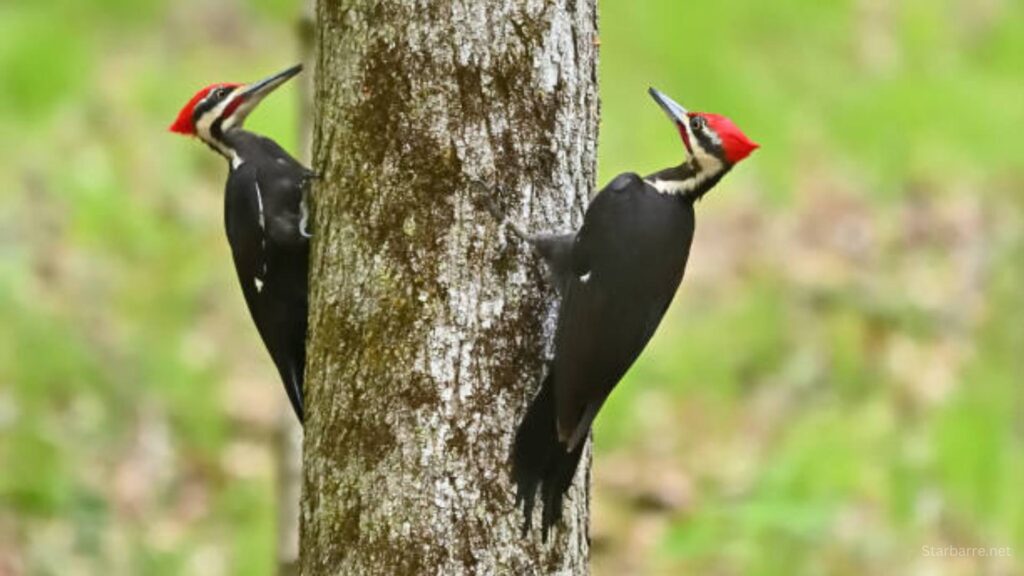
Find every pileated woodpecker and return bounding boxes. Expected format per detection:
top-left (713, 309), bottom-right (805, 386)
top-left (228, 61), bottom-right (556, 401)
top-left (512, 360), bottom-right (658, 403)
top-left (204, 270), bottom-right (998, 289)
top-left (170, 64), bottom-right (313, 422)
top-left (491, 88), bottom-right (758, 536)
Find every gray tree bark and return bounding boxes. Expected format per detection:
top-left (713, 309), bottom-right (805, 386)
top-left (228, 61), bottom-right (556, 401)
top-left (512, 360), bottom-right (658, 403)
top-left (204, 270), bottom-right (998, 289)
top-left (301, 1), bottom-right (599, 574)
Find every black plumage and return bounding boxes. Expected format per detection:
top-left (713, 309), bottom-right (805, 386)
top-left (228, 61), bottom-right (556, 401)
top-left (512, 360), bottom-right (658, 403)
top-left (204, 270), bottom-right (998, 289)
top-left (504, 87), bottom-right (759, 537)
top-left (171, 65), bottom-right (312, 422)
top-left (223, 131), bottom-right (313, 421)
top-left (510, 172), bottom-right (697, 537)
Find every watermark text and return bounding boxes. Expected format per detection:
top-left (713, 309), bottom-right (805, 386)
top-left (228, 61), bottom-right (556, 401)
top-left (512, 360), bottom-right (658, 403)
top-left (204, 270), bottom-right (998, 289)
top-left (922, 545), bottom-right (1012, 558)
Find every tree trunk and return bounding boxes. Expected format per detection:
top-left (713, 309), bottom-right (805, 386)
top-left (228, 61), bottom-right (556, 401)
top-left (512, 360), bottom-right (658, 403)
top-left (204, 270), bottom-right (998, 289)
top-left (301, 1), bottom-right (599, 574)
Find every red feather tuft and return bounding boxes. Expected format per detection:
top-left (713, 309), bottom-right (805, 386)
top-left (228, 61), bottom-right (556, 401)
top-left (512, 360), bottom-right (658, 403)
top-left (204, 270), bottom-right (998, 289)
top-left (698, 113), bottom-right (759, 164)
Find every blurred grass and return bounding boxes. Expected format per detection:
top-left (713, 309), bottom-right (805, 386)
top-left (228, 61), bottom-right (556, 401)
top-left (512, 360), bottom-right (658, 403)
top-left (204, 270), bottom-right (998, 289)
top-left (0, 1), bottom-right (299, 574)
top-left (593, 2), bottom-right (1024, 575)
top-left (1, 1), bottom-right (1022, 575)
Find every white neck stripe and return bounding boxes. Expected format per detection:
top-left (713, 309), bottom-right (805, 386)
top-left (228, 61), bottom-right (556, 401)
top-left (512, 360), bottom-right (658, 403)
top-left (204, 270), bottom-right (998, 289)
top-left (646, 176), bottom-right (703, 195)
top-left (646, 148), bottom-right (726, 196)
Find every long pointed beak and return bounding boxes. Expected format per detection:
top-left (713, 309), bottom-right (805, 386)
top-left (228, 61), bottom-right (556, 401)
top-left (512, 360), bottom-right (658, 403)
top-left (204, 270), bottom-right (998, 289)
top-left (648, 87), bottom-right (689, 124)
top-left (240, 64), bottom-right (303, 102)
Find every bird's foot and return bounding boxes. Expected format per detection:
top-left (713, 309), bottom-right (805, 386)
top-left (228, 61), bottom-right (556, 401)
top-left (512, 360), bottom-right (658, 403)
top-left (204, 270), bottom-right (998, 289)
top-left (301, 170), bottom-right (322, 190)
top-left (467, 179), bottom-right (528, 240)
top-left (482, 196), bottom-right (509, 227)
top-left (466, 179), bottom-right (504, 219)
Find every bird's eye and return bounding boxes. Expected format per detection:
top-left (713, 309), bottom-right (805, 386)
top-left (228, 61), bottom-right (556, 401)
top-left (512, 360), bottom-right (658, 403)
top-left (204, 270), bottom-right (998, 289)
top-left (690, 116), bottom-right (705, 132)
top-left (216, 88), bottom-right (228, 98)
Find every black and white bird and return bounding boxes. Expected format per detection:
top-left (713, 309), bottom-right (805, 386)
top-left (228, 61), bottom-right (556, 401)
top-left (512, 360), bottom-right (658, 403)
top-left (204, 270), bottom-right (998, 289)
top-left (491, 88), bottom-right (758, 536)
top-left (171, 64), bottom-right (313, 422)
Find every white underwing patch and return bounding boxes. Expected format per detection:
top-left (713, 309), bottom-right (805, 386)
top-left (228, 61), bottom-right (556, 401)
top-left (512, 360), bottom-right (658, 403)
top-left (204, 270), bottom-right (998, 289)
top-left (255, 182), bottom-right (268, 277)
top-left (254, 182), bottom-right (266, 231)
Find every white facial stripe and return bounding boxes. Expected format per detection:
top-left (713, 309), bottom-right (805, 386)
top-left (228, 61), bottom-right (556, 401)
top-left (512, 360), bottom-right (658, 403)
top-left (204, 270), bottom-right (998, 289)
top-left (196, 93), bottom-right (214, 111)
top-left (685, 121), bottom-right (725, 173)
top-left (195, 89), bottom-right (244, 158)
top-left (700, 123), bottom-right (722, 148)
top-left (219, 94), bottom-right (250, 133)
top-left (691, 144), bottom-right (724, 174)
top-left (194, 97), bottom-right (229, 140)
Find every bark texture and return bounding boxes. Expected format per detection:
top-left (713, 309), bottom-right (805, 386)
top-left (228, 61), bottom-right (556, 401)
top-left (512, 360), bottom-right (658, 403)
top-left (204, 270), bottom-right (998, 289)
top-left (302, 0), bottom-right (599, 574)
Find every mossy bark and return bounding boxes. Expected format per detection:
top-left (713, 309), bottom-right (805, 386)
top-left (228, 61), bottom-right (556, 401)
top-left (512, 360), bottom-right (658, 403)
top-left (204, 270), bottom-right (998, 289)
top-left (301, 1), bottom-right (598, 574)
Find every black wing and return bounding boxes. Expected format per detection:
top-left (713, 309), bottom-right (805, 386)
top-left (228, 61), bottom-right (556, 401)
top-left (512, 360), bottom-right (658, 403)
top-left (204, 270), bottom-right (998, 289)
top-left (553, 173), bottom-right (696, 448)
top-left (224, 146), bottom-right (310, 421)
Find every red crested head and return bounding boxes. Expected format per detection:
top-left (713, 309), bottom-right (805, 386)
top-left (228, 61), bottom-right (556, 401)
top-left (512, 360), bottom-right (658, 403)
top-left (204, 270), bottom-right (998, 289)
top-left (693, 112), bottom-right (759, 165)
top-left (169, 65), bottom-right (302, 152)
top-left (169, 83), bottom-right (241, 135)
top-left (649, 87), bottom-right (759, 168)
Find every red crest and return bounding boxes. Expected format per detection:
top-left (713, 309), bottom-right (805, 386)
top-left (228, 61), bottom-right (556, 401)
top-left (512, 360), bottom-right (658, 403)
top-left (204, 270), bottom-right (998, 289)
top-left (697, 112), bottom-right (759, 164)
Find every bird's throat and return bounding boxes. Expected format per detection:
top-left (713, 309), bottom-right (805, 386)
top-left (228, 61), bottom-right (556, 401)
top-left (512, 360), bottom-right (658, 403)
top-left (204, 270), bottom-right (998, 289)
top-left (207, 129), bottom-right (245, 170)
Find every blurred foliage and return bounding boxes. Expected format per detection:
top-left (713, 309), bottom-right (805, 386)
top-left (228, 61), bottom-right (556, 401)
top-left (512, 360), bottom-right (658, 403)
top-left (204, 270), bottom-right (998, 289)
top-left (594, 2), bottom-right (1024, 575)
top-left (0, 0), bottom-right (1022, 575)
top-left (0, 1), bottom-right (299, 574)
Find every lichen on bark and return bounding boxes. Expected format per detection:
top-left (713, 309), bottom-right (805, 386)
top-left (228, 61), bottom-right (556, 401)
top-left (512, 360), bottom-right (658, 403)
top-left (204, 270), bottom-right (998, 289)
top-left (301, 0), bottom-right (599, 573)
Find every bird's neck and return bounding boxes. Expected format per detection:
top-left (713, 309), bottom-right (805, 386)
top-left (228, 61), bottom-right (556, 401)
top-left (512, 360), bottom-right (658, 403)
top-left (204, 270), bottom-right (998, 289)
top-left (645, 158), bottom-right (727, 201)
top-left (201, 128), bottom-right (247, 170)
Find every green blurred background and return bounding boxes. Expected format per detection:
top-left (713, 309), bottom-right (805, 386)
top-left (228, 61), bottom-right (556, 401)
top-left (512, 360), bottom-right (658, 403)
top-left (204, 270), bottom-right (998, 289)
top-left (1, 0), bottom-right (1022, 574)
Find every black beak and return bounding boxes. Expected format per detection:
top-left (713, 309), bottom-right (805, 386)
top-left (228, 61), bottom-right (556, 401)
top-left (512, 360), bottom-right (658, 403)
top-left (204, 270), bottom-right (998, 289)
top-left (240, 64), bottom-right (303, 101)
top-left (648, 87), bottom-right (690, 124)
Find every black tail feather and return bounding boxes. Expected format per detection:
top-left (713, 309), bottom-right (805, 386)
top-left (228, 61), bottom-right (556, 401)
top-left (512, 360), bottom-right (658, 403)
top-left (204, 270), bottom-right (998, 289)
top-left (267, 354), bottom-right (304, 423)
top-left (510, 370), bottom-right (586, 539)
top-left (539, 439), bottom-right (585, 540)
top-left (284, 363), bottom-right (305, 423)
